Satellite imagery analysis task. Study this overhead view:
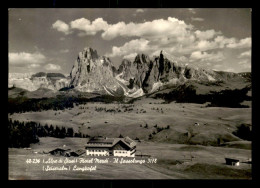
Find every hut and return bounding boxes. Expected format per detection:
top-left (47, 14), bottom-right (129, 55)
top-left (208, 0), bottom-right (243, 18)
top-left (194, 122), bottom-right (200, 126)
top-left (49, 148), bottom-right (71, 156)
top-left (70, 149), bottom-right (85, 157)
top-left (225, 158), bottom-right (240, 166)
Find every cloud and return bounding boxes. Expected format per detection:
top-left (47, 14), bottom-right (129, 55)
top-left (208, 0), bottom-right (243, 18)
top-left (70, 17), bottom-right (109, 36)
top-left (213, 36), bottom-right (251, 49)
top-left (123, 53), bottom-right (138, 61)
top-left (238, 59), bottom-right (251, 70)
top-left (101, 17), bottom-right (192, 41)
top-left (242, 64), bottom-right (251, 69)
top-left (101, 17), bottom-right (251, 61)
top-left (28, 64), bottom-right (41, 68)
top-left (195, 29), bottom-right (221, 40)
top-left (136, 9), bottom-right (144, 13)
top-left (53, 18), bottom-right (109, 36)
top-left (51, 16), bottom-right (251, 72)
top-left (60, 49), bottom-right (69, 53)
top-left (106, 38), bottom-right (150, 57)
top-left (213, 36), bottom-right (236, 48)
top-left (103, 16), bottom-right (250, 62)
top-left (9, 52), bottom-right (46, 65)
top-left (52, 20), bottom-right (71, 35)
top-left (53, 17), bottom-right (248, 56)
top-left (133, 9), bottom-right (145, 16)
top-left (238, 59), bottom-right (249, 65)
top-left (190, 51), bottom-right (209, 60)
top-left (191, 17), bottom-right (204, 22)
top-left (190, 51), bottom-right (225, 62)
top-left (188, 8), bottom-right (196, 14)
top-left (196, 40), bottom-right (218, 51)
top-left (238, 50), bottom-right (251, 58)
top-left (213, 64), bottom-right (237, 73)
top-left (213, 64), bottom-right (222, 70)
top-left (44, 64), bottom-right (61, 71)
top-left (224, 68), bottom-right (235, 72)
top-left (226, 37), bottom-right (251, 48)
top-left (98, 17), bottom-right (248, 59)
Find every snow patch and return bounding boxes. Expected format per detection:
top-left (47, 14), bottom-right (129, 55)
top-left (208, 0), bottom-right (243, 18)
top-left (75, 85), bottom-right (95, 93)
top-left (203, 72), bottom-right (216, 81)
top-left (115, 72), bottom-right (129, 85)
top-left (207, 74), bottom-right (216, 81)
top-left (168, 78), bottom-right (180, 84)
top-left (103, 86), bottom-right (114, 96)
top-left (126, 88), bottom-right (144, 98)
top-left (150, 81), bottom-right (163, 93)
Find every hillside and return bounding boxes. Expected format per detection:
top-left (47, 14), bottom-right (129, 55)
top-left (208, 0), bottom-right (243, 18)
top-left (9, 98), bottom-right (252, 147)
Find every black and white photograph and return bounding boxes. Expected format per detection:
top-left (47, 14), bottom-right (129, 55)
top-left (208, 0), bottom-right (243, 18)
top-left (8, 8), bottom-right (252, 180)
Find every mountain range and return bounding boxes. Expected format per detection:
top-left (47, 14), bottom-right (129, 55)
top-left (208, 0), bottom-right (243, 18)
top-left (9, 47), bottom-right (251, 99)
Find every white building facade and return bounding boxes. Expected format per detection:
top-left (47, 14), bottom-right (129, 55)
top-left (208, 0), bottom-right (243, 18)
top-left (86, 148), bottom-right (109, 156)
top-left (85, 136), bottom-right (136, 157)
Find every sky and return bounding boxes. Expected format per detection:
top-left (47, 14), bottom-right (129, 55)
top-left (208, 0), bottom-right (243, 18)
top-left (8, 8), bottom-right (251, 74)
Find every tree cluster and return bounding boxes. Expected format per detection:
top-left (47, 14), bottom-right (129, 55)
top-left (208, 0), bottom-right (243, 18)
top-left (8, 95), bottom-right (89, 114)
top-left (233, 123), bottom-right (252, 141)
top-left (8, 119), bottom-right (89, 148)
top-left (8, 94), bottom-right (127, 114)
top-left (8, 119), bottom-right (39, 148)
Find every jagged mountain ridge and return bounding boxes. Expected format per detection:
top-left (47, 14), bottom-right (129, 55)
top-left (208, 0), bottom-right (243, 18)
top-left (9, 47), bottom-right (251, 98)
top-left (68, 48), bottom-right (219, 97)
top-left (115, 50), bottom-right (248, 95)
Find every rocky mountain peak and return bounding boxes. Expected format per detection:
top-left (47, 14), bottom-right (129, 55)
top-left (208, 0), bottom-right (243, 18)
top-left (134, 53), bottom-right (151, 65)
top-left (117, 59), bottom-right (132, 74)
top-left (69, 47), bottom-right (123, 94)
top-left (80, 47), bottom-right (99, 61)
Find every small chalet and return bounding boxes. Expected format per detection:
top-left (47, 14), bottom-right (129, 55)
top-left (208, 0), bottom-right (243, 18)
top-left (69, 149), bottom-right (85, 157)
top-left (225, 158), bottom-right (240, 166)
top-left (85, 136), bottom-right (137, 157)
top-left (49, 148), bottom-right (85, 157)
top-left (49, 148), bottom-right (71, 157)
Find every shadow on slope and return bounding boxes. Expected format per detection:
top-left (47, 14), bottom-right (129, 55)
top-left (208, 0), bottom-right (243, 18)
top-left (149, 82), bottom-right (251, 108)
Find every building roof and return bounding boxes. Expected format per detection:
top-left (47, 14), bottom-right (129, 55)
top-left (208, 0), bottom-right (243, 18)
top-left (88, 137), bottom-right (114, 144)
top-left (70, 149), bottom-right (85, 156)
top-left (123, 136), bottom-right (136, 148)
top-left (85, 136), bottom-right (136, 149)
top-left (225, 158), bottom-right (240, 162)
top-left (49, 148), bottom-right (71, 153)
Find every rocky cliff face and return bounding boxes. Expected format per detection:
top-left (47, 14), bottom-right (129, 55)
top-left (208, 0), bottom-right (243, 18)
top-left (69, 47), bottom-right (124, 95)
top-left (117, 54), bottom-right (151, 90)
top-left (117, 51), bottom-right (221, 94)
